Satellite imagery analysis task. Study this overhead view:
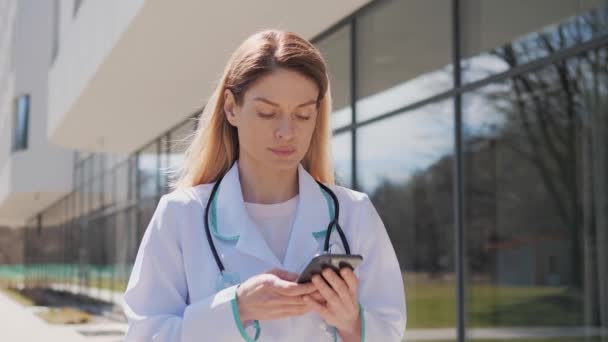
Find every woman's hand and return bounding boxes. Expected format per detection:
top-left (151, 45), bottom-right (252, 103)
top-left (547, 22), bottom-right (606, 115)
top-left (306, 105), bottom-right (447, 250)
top-left (235, 268), bottom-right (321, 322)
top-left (304, 267), bottom-right (362, 341)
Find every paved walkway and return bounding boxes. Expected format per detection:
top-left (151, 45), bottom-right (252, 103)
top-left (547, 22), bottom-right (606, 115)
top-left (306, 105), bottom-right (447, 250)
top-left (0, 289), bottom-right (88, 341)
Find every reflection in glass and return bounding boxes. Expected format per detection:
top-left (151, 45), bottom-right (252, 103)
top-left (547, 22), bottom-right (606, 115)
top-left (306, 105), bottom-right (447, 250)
top-left (115, 159), bottom-right (130, 206)
top-left (356, 0), bottom-right (452, 122)
top-left (91, 174), bottom-right (103, 215)
top-left (463, 45), bottom-right (608, 335)
top-left (166, 119), bottom-right (196, 190)
top-left (316, 25), bottom-right (352, 129)
top-left (138, 141), bottom-right (159, 199)
top-left (137, 198), bottom-right (157, 246)
top-left (462, 1), bottom-right (608, 83)
top-left (160, 135), bottom-right (170, 194)
top-left (331, 131), bottom-right (352, 187)
top-left (358, 99), bottom-right (455, 336)
top-left (102, 165), bottom-right (115, 209)
top-left (108, 207), bottom-right (137, 292)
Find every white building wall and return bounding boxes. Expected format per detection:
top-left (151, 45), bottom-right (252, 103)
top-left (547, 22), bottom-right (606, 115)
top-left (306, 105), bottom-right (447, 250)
top-left (0, 0), bottom-right (74, 227)
top-left (47, 0), bottom-right (146, 150)
top-left (0, 0), bottom-right (17, 182)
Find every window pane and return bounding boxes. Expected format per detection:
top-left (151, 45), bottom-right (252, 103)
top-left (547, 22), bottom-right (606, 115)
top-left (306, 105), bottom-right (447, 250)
top-left (102, 166), bottom-right (115, 210)
top-left (138, 141), bottom-right (159, 199)
top-left (316, 25), bottom-right (352, 129)
top-left (461, 0), bottom-right (608, 83)
top-left (463, 46), bottom-right (608, 336)
top-left (115, 160), bottom-right (130, 206)
top-left (83, 155), bottom-right (93, 183)
top-left (356, 0), bottom-right (453, 123)
top-left (13, 94), bottom-right (30, 151)
top-left (90, 173), bottom-right (102, 215)
top-left (115, 208), bottom-right (137, 291)
top-left (357, 99), bottom-right (455, 338)
top-left (331, 131), bottom-right (351, 188)
top-left (160, 134), bottom-right (170, 194)
top-left (167, 119), bottom-right (196, 188)
top-left (138, 198), bottom-right (158, 247)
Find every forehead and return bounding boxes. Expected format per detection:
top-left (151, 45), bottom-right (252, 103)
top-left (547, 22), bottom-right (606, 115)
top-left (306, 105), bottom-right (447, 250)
top-left (243, 68), bottom-right (319, 107)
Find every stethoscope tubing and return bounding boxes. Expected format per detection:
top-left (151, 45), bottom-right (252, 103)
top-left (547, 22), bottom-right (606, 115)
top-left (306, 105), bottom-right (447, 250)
top-left (204, 169), bottom-right (350, 273)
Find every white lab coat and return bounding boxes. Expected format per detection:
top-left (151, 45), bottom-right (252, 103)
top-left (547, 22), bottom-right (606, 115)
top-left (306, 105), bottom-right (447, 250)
top-left (123, 161), bottom-right (406, 341)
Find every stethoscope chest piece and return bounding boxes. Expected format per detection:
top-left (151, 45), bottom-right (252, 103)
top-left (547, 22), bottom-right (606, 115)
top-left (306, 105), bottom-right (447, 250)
top-left (216, 270), bottom-right (241, 291)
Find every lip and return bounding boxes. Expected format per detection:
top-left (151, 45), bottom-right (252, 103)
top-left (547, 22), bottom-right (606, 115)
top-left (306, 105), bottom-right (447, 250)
top-left (270, 148), bottom-right (296, 157)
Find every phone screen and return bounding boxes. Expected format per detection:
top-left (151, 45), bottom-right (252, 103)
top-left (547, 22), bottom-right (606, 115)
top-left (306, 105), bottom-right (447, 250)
top-left (296, 254), bottom-right (363, 284)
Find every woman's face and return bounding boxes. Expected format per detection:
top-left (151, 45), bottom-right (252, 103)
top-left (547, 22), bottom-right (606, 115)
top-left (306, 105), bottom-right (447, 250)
top-left (224, 68), bottom-right (319, 172)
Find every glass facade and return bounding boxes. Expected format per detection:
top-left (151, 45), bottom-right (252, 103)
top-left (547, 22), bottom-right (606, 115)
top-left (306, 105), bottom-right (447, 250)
top-left (462, 31), bottom-right (608, 335)
top-left (10, 1), bottom-right (608, 341)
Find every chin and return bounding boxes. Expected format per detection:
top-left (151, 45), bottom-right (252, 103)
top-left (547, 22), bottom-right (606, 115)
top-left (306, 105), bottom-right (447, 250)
top-left (266, 157), bottom-right (300, 170)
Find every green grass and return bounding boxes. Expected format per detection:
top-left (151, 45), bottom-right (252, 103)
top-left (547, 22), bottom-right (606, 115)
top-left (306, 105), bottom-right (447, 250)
top-left (406, 281), bottom-right (457, 328)
top-left (467, 285), bottom-right (583, 327)
top-left (404, 273), bottom-right (586, 329)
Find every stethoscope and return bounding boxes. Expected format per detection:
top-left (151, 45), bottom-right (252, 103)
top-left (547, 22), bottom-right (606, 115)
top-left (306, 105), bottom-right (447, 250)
top-left (204, 167), bottom-right (351, 291)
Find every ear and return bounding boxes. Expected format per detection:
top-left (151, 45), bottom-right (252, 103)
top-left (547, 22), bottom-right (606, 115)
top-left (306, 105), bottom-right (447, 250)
top-left (224, 88), bottom-right (238, 127)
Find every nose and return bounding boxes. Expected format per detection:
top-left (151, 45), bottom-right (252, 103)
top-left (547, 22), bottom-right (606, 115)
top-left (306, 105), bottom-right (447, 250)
top-left (275, 117), bottom-right (295, 140)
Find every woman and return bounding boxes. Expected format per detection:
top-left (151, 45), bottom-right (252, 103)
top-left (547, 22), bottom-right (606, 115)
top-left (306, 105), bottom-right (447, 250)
top-left (123, 29), bottom-right (406, 341)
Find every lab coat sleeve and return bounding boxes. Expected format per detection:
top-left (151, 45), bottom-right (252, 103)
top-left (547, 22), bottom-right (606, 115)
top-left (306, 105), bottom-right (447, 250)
top-left (352, 194), bottom-right (406, 342)
top-left (123, 194), bottom-right (257, 342)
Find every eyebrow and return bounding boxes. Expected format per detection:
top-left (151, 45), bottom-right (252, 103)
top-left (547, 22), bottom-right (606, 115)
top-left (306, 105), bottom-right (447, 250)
top-left (252, 97), bottom-right (317, 108)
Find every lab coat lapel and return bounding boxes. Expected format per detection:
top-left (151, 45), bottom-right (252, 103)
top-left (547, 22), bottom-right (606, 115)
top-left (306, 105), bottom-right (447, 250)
top-left (215, 161), bottom-right (282, 268)
top-left (282, 163), bottom-right (330, 273)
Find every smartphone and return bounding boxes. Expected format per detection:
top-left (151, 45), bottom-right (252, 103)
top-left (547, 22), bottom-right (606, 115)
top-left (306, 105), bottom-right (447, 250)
top-left (296, 254), bottom-right (363, 284)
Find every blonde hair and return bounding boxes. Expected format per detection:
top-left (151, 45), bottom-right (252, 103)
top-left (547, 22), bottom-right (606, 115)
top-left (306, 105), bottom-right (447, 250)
top-left (171, 29), bottom-right (335, 190)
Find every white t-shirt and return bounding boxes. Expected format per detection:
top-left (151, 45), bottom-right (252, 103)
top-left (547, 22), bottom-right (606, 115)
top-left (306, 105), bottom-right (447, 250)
top-left (244, 194), bottom-right (299, 264)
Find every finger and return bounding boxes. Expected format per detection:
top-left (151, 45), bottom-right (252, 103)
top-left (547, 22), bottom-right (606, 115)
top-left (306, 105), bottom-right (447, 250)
top-left (305, 292), bottom-right (327, 305)
top-left (311, 274), bottom-right (340, 309)
top-left (274, 305), bottom-right (312, 319)
top-left (263, 305), bottom-right (311, 320)
top-left (267, 304), bottom-right (311, 317)
top-left (339, 267), bottom-right (359, 296)
top-left (303, 295), bottom-right (331, 318)
top-left (321, 268), bottom-right (352, 303)
top-left (272, 279), bottom-right (318, 296)
top-left (310, 291), bottom-right (326, 303)
top-left (268, 296), bottom-right (307, 307)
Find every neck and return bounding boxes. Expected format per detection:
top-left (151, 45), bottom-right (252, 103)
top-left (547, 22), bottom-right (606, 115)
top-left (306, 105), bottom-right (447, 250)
top-left (237, 157), bottom-right (299, 204)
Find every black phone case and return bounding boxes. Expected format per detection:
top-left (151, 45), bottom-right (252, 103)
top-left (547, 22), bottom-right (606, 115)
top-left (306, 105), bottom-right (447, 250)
top-left (296, 254), bottom-right (363, 283)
